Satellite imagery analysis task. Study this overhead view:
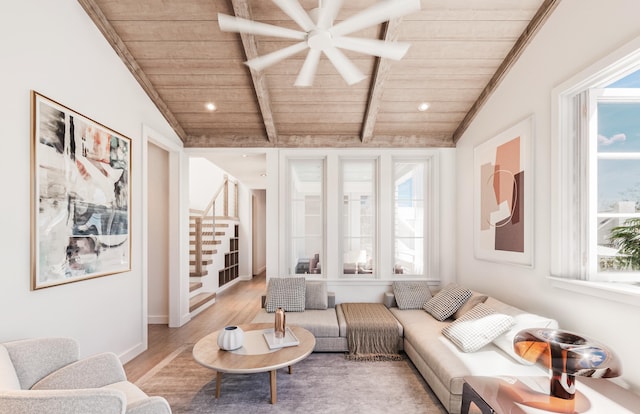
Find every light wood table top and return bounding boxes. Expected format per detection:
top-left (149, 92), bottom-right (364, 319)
top-left (192, 323), bottom-right (316, 404)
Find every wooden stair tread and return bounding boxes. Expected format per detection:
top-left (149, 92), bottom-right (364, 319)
top-left (189, 292), bottom-right (216, 313)
top-left (190, 270), bottom-right (208, 277)
top-left (189, 282), bottom-right (203, 292)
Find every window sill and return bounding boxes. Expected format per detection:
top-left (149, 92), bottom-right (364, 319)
top-left (548, 276), bottom-right (640, 307)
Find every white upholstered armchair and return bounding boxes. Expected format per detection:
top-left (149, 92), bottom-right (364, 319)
top-left (0, 337), bottom-right (171, 414)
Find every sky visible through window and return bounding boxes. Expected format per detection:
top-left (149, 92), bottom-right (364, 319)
top-left (598, 69), bottom-right (640, 212)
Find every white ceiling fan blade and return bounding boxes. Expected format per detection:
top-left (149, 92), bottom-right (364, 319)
top-left (245, 42), bottom-right (309, 72)
top-left (295, 49), bottom-right (322, 87)
top-left (323, 47), bottom-right (366, 85)
top-left (218, 13), bottom-right (306, 40)
top-left (316, 0), bottom-right (343, 30)
top-left (271, 0), bottom-right (316, 32)
top-left (330, 0), bottom-right (421, 37)
top-left (333, 36), bottom-right (411, 60)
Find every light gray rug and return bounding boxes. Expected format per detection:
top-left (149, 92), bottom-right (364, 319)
top-left (136, 345), bottom-right (447, 414)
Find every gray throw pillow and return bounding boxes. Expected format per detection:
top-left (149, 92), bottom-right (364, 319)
top-left (265, 277), bottom-right (306, 313)
top-left (422, 283), bottom-right (472, 321)
top-left (305, 281), bottom-right (328, 310)
top-left (392, 281), bottom-right (432, 310)
top-left (442, 303), bottom-right (514, 352)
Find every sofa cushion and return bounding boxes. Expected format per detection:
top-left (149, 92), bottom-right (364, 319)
top-left (305, 281), bottom-right (328, 310)
top-left (252, 308), bottom-right (340, 338)
top-left (0, 346), bottom-right (20, 390)
top-left (442, 303), bottom-right (514, 352)
top-left (390, 306), bottom-right (547, 397)
top-left (452, 294), bottom-right (488, 319)
top-left (265, 277), bottom-right (306, 313)
top-left (423, 284), bottom-right (472, 321)
top-left (392, 281), bottom-right (432, 310)
top-left (492, 313), bottom-right (559, 364)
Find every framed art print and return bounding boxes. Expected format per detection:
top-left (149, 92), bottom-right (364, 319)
top-left (31, 91), bottom-right (131, 289)
top-left (474, 115), bottom-right (534, 267)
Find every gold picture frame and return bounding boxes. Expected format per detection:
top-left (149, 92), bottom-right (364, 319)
top-left (31, 91), bottom-right (131, 289)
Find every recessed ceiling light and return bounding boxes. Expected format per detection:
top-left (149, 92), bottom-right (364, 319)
top-left (260, 173), bottom-right (267, 177)
top-left (242, 154), bottom-right (248, 158)
top-left (205, 102), bottom-right (217, 111)
top-left (418, 102), bottom-right (430, 112)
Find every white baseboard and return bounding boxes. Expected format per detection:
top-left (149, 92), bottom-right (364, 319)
top-left (253, 265), bottom-right (266, 276)
top-left (148, 315), bottom-right (169, 324)
top-left (119, 341), bottom-right (146, 365)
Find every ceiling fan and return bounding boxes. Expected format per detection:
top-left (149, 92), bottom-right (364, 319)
top-left (218, 0), bottom-right (421, 87)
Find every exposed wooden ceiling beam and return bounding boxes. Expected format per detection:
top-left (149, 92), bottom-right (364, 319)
top-left (77, 0), bottom-right (187, 141)
top-left (230, 0), bottom-right (277, 144)
top-left (185, 134), bottom-right (455, 148)
top-left (361, 18), bottom-right (402, 144)
top-left (452, 0), bottom-right (561, 144)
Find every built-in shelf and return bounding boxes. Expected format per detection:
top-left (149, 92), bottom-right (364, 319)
top-left (219, 224), bottom-right (239, 287)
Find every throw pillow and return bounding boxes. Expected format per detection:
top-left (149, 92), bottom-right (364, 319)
top-left (452, 294), bottom-right (488, 319)
top-left (423, 283), bottom-right (472, 321)
top-left (305, 281), bottom-right (328, 310)
top-left (265, 277), bottom-right (306, 313)
top-left (0, 346), bottom-right (21, 390)
top-left (492, 313), bottom-right (559, 364)
top-left (442, 303), bottom-right (515, 353)
top-left (392, 281), bottom-right (433, 310)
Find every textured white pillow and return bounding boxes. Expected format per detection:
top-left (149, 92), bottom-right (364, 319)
top-left (0, 346), bottom-right (21, 390)
top-left (265, 277), bottom-right (306, 313)
top-left (492, 313), bottom-right (559, 364)
top-left (392, 281), bottom-right (432, 310)
top-left (442, 303), bottom-right (514, 353)
top-left (423, 283), bottom-right (472, 321)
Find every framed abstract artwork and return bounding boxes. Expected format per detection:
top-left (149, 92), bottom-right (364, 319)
top-left (474, 115), bottom-right (534, 267)
top-left (31, 91), bottom-right (131, 289)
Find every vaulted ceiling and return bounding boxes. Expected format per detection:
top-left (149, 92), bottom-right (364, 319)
top-left (78, 0), bottom-right (558, 148)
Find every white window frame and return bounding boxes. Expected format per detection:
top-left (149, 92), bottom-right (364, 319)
top-left (285, 157), bottom-right (326, 278)
top-left (339, 157), bottom-right (379, 278)
top-left (550, 34), bottom-right (640, 303)
top-left (391, 157), bottom-right (433, 278)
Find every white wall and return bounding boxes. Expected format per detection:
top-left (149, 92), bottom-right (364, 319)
top-left (455, 0), bottom-right (640, 390)
top-left (0, 0), bottom-right (181, 361)
top-left (147, 143), bottom-right (170, 324)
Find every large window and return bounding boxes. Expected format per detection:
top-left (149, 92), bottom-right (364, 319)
top-left (552, 51), bottom-right (640, 284)
top-left (393, 160), bottom-right (426, 275)
top-left (288, 159), bottom-right (324, 276)
top-left (591, 87), bottom-right (640, 280)
top-left (341, 159), bottom-right (376, 276)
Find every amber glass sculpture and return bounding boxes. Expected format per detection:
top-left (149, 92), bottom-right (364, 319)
top-left (513, 328), bottom-right (621, 400)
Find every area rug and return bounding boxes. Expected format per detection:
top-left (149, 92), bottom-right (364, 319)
top-left (135, 345), bottom-right (447, 414)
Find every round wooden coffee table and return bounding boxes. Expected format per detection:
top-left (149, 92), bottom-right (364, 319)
top-left (193, 323), bottom-right (315, 404)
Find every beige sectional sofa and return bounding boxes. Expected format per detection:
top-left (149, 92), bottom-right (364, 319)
top-left (386, 290), bottom-right (558, 414)
top-left (252, 277), bottom-right (558, 414)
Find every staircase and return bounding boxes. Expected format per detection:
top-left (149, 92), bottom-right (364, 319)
top-left (187, 175), bottom-right (240, 315)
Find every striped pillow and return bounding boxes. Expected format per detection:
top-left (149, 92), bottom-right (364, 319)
top-left (442, 303), bottom-right (514, 352)
top-left (423, 284), bottom-right (472, 321)
top-left (265, 277), bottom-right (306, 313)
top-left (392, 281), bottom-right (432, 310)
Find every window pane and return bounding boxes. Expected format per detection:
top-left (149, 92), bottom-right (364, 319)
top-left (597, 102), bottom-right (640, 153)
top-left (393, 161), bottom-right (425, 275)
top-left (598, 217), bottom-right (640, 273)
top-left (342, 159), bottom-right (376, 275)
top-left (597, 159), bottom-right (640, 213)
top-left (289, 159), bottom-right (323, 276)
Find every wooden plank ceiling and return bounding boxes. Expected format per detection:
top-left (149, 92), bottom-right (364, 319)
top-left (79, 0), bottom-right (558, 148)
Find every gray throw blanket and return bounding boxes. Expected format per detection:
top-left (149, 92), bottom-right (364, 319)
top-left (340, 303), bottom-right (402, 361)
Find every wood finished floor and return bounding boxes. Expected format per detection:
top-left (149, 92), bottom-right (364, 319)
top-left (124, 272), bottom-right (265, 382)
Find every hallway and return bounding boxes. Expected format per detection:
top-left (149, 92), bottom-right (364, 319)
top-left (125, 273), bottom-right (266, 382)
